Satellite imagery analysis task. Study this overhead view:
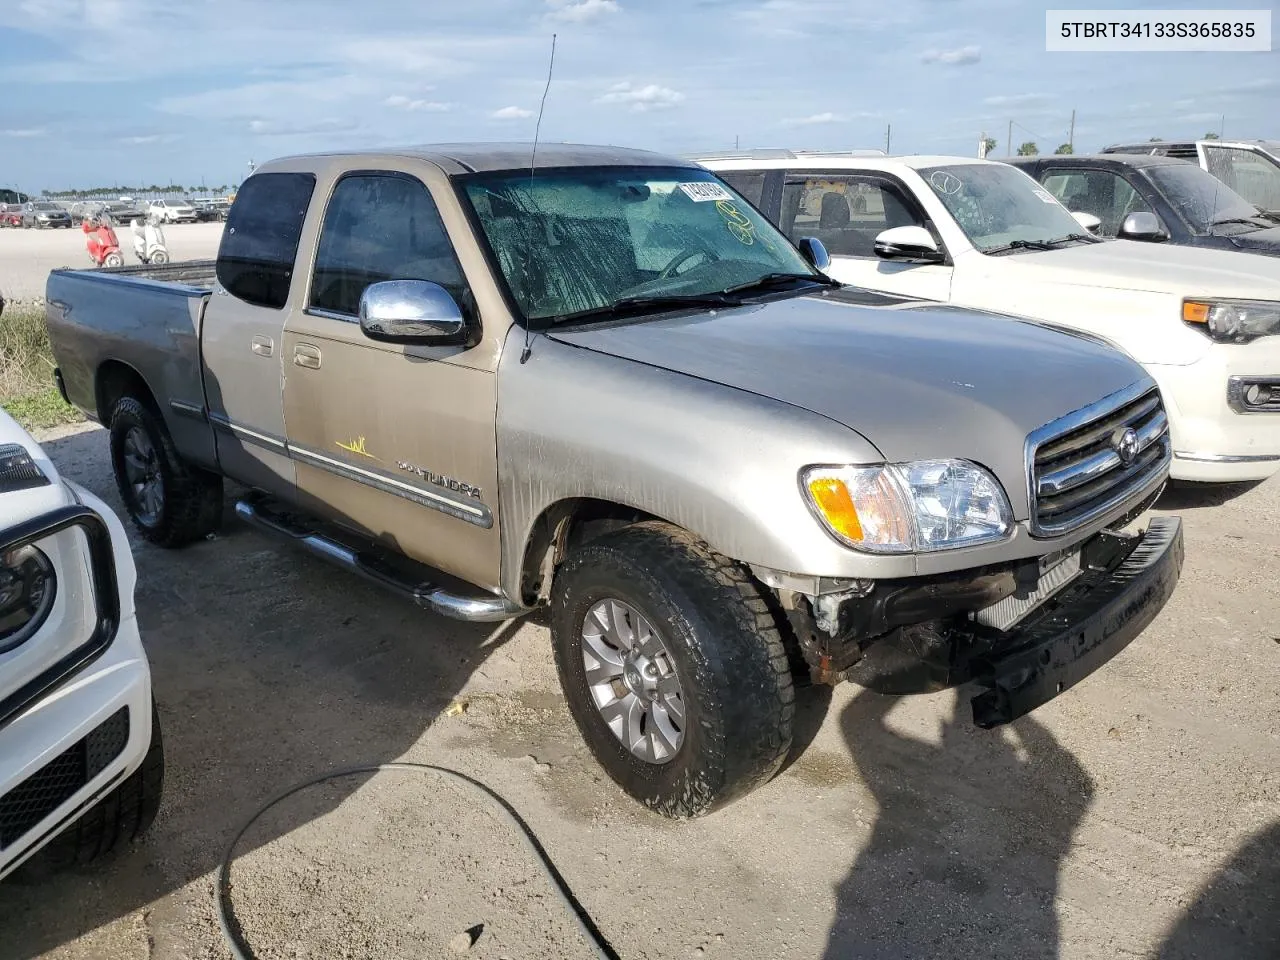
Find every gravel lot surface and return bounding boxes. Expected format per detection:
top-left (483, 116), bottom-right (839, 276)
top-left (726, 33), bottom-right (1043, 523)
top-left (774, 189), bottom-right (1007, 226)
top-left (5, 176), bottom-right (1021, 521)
top-left (0, 420), bottom-right (1274, 960)
top-left (0, 221), bottom-right (224, 302)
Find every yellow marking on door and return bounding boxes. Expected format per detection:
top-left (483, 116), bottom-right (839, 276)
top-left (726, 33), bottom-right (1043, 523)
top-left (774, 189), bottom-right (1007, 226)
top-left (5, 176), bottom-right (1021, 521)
top-left (336, 436), bottom-right (378, 460)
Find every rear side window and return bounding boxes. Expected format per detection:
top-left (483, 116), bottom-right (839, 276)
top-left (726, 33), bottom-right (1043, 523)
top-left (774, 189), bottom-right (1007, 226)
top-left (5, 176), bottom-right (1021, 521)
top-left (309, 173), bottom-right (466, 318)
top-left (716, 171), bottom-right (767, 207)
top-left (217, 172), bottom-right (316, 310)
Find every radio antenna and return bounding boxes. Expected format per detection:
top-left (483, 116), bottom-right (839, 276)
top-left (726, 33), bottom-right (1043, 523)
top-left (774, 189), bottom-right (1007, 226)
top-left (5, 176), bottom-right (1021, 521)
top-left (519, 32), bottom-right (557, 365)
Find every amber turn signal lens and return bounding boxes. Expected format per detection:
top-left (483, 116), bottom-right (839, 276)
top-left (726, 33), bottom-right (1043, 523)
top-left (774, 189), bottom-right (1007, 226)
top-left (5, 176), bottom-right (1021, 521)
top-left (1183, 301), bottom-right (1210, 324)
top-left (806, 477), bottom-right (864, 543)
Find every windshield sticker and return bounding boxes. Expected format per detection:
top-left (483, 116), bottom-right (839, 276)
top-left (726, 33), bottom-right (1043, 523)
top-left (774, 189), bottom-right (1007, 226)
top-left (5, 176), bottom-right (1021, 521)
top-left (715, 199), bottom-right (755, 245)
top-left (929, 170), bottom-right (963, 195)
top-left (678, 181), bottom-right (735, 203)
top-left (1032, 187), bottom-right (1059, 204)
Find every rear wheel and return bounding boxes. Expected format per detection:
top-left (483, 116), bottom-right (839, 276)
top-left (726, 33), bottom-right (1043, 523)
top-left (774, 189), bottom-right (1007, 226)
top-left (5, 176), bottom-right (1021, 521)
top-left (551, 521), bottom-right (795, 818)
top-left (109, 395), bottom-right (223, 547)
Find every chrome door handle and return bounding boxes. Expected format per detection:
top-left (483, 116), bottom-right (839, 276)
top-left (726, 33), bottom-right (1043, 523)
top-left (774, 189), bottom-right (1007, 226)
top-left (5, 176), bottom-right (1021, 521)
top-left (250, 336), bottom-right (273, 357)
top-left (294, 344), bottom-right (321, 369)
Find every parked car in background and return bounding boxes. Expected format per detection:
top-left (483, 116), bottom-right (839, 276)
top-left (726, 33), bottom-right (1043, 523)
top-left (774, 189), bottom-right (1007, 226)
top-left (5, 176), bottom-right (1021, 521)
top-left (45, 143), bottom-right (1182, 817)
top-left (1008, 154), bottom-right (1280, 257)
top-left (21, 202), bottom-right (72, 229)
top-left (1103, 139), bottom-right (1280, 217)
top-left (68, 201), bottom-right (110, 225)
top-left (0, 407), bottom-right (164, 881)
top-left (191, 197), bottom-right (230, 222)
top-left (147, 199), bottom-right (196, 224)
top-left (699, 150), bottom-right (1280, 482)
top-left (0, 205), bottom-right (22, 228)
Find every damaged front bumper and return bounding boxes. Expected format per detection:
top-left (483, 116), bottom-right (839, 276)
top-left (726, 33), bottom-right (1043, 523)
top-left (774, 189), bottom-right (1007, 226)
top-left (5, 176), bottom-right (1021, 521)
top-left (774, 516), bottom-right (1184, 727)
top-left (968, 515), bottom-right (1182, 727)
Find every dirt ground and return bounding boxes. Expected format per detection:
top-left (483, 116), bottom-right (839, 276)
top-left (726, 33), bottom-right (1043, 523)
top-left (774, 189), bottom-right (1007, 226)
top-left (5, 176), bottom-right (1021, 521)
top-left (0, 221), bottom-right (225, 302)
top-left (0, 420), bottom-right (1274, 960)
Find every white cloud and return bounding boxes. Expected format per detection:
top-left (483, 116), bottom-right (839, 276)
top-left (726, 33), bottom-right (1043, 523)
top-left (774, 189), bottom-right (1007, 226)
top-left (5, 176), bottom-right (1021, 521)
top-left (920, 45), bottom-right (981, 65)
top-left (983, 93), bottom-right (1051, 107)
top-left (118, 133), bottom-right (181, 145)
top-left (546, 0), bottom-right (620, 22)
top-left (2, 128), bottom-right (46, 138)
top-left (492, 105), bottom-right (534, 120)
top-left (596, 81), bottom-right (684, 112)
top-left (248, 118), bottom-right (359, 137)
top-left (385, 95), bottom-right (451, 112)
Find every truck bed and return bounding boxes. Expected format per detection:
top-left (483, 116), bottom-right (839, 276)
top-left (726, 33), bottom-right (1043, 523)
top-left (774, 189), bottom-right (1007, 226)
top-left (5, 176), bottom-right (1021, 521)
top-left (78, 258), bottom-right (218, 289)
top-left (44, 259), bottom-right (217, 466)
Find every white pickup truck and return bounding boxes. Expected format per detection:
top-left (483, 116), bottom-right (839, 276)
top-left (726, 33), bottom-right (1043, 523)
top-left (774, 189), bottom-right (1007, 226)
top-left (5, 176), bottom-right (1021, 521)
top-left (699, 152), bottom-right (1280, 483)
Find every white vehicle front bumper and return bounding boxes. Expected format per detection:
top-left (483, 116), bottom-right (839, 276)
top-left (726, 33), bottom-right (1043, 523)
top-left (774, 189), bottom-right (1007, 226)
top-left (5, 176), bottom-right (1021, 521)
top-left (0, 482), bottom-right (152, 881)
top-left (1147, 339), bottom-right (1280, 483)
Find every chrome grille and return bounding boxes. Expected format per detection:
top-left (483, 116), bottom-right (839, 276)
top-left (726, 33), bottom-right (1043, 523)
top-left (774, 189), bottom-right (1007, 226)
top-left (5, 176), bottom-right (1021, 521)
top-left (1029, 383), bottom-right (1171, 536)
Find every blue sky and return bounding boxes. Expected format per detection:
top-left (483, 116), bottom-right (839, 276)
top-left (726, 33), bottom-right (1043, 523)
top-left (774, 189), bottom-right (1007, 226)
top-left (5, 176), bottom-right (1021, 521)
top-left (1, 0), bottom-right (1276, 192)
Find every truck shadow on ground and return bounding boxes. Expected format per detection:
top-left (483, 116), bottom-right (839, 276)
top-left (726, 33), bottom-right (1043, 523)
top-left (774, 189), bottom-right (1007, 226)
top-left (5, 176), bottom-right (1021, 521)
top-left (823, 690), bottom-right (1094, 960)
top-left (0, 428), bottom-right (528, 957)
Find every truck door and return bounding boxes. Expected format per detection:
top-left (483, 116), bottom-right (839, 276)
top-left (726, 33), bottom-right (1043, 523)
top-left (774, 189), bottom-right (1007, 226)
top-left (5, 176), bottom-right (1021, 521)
top-left (779, 171), bottom-right (953, 303)
top-left (201, 171), bottom-right (316, 497)
top-left (281, 169), bottom-right (501, 592)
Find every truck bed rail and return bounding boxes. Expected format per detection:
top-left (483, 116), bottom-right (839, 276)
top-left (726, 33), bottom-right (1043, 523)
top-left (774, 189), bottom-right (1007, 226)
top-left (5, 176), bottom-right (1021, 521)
top-left (77, 259), bottom-right (217, 289)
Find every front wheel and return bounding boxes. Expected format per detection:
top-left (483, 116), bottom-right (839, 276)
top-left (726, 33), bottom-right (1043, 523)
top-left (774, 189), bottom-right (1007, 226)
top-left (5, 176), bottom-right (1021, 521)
top-left (103, 251), bottom-right (123, 268)
top-left (551, 521), bottom-right (795, 818)
top-left (109, 395), bottom-right (223, 547)
top-left (150, 249), bottom-right (169, 265)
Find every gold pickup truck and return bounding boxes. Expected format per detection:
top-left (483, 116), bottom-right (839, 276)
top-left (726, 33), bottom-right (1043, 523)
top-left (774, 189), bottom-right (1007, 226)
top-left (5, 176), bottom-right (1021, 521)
top-left (44, 143), bottom-right (1182, 816)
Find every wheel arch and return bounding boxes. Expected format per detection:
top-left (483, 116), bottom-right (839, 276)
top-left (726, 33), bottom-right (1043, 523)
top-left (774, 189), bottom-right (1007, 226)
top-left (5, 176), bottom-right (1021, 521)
top-left (516, 496), bottom-right (674, 606)
top-left (96, 359), bottom-right (160, 424)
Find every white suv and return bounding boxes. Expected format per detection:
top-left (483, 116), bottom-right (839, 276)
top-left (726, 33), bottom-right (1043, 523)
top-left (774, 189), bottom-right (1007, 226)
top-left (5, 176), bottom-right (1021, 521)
top-left (0, 409), bottom-right (162, 881)
top-left (698, 151), bottom-right (1280, 483)
top-left (148, 199), bottom-right (196, 224)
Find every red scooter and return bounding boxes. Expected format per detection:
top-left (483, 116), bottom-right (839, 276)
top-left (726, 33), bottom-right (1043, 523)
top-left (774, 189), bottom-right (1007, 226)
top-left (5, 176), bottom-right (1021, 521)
top-left (83, 214), bottom-right (123, 268)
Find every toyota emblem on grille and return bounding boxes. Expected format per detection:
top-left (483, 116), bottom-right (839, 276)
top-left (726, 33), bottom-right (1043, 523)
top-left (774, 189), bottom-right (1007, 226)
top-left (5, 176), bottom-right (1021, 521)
top-left (1112, 427), bottom-right (1139, 465)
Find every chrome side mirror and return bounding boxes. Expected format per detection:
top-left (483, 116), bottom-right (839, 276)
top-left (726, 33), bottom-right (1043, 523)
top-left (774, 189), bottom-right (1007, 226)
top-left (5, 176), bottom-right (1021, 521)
top-left (358, 280), bottom-right (471, 346)
top-left (873, 225), bottom-right (944, 263)
top-left (796, 236), bottom-right (830, 270)
top-left (1070, 211), bottom-right (1102, 234)
top-left (1117, 211), bottom-right (1169, 242)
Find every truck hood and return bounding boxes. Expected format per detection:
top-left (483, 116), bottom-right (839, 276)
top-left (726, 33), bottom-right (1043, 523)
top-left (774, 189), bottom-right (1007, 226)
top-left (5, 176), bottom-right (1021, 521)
top-left (1002, 238), bottom-right (1280, 297)
top-left (546, 291), bottom-right (1149, 514)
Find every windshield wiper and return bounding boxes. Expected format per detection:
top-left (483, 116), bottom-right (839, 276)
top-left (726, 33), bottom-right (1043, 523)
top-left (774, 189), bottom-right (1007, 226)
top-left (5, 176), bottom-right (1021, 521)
top-left (720, 272), bottom-right (840, 296)
top-left (547, 293), bottom-right (741, 326)
top-left (986, 233), bottom-right (1099, 255)
top-left (1211, 216), bottom-right (1271, 231)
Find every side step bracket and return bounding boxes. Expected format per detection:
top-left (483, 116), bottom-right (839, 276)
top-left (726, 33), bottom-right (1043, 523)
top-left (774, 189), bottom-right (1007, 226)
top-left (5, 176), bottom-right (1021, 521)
top-left (234, 498), bottom-right (525, 623)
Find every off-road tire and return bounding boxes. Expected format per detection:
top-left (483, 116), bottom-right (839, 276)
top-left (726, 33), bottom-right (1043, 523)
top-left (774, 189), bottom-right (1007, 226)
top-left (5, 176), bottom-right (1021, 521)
top-left (16, 702), bottom-right (165, 879)
top-left (109, 395), bottom-right (223, 547)
top-left (551, 521), bottom-right (795, 818)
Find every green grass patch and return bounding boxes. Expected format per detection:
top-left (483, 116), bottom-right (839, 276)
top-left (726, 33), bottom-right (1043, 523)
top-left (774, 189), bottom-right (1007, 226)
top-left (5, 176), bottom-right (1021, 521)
top-left (0, 305), bottom-right (83, 431)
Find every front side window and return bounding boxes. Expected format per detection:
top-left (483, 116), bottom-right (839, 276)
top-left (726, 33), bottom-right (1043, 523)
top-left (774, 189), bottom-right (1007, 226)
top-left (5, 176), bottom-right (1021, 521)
top-left (780, 175), bottom-right (925, 257)
top-left (309, 174), bottom-right (466, 318)
top-left (1144, 162), bottom-right (1262, 234)
top-left (716, 171), bottom-right (767, 208)
top-left (460, 166), bottom-right (816, 323)
top-left (920, 163), bottom-right (1094, 253)
top-left (1201, 146), bottom-right (1280, 214)
top-left (1040, 169), bottom-right (1153, 236)
top-left (217, 172), bottom-right (316, 310)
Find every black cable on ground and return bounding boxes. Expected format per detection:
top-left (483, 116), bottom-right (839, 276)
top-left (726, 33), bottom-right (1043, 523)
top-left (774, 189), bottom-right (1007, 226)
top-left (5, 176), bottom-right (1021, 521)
top-left (215, 762), bottom-right (621, 960)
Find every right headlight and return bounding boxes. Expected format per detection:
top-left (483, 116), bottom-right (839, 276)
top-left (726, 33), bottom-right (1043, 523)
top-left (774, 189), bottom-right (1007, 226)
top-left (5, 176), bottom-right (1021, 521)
top-left (801, 459), bottom-right (1013, 554)
top-left (1183, 298), bottom-right (1280, 343)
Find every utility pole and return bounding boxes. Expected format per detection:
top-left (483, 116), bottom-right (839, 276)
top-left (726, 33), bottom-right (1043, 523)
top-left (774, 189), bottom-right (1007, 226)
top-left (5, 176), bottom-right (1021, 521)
top-left (1068, 109), bottom-right (1075, 151)
top-left (1220, 114), bottom-right (1226, 138)
top-left (734, 134), bottom-right (739, 150)
top-left (885, 123), bottom-right (891, 154)
top-left (1007, 119), bottom-right (1013, 157)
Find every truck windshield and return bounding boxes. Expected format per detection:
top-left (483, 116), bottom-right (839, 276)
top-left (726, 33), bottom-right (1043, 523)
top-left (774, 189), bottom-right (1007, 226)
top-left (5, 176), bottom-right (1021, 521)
top-left (1145, 163), bottom-right (1266, 234)
top-left (460, 166), bottom-right (820, 324)
top-left (920, 163), bottom-right (1097, 254)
